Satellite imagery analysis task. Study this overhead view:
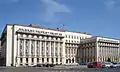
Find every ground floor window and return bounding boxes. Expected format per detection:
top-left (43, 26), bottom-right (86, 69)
top-left (20, 58), bottom-right (22, 63)
top-left (42, 58), bottom-right (44, 63)
top-left (47, 58), bottom-right (49, 62)
top-left (32, 58), bottom-right (34, 63)
top-left (37, 58), bottom-right (39, 63)
top-left (26, 58), bottom-right (28, 63)
top-left (52, 58), bottom-right (54, 63)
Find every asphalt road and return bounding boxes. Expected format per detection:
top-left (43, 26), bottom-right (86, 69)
top-left (0, 67), bottom-right (120, 72)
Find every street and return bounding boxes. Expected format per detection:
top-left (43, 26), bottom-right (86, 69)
top-left (0, 67), bottom-right (120, 72)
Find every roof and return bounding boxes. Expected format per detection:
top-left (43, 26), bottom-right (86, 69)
top-left (92, 36), bottom-right (120, 40)
top-left (6, 24), bottom-right (92, 35)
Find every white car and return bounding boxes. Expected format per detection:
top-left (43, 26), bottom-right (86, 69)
top-left (103, 62), bottom-right (113, 68)
top-left (112, 62), bottom-right (120, 68)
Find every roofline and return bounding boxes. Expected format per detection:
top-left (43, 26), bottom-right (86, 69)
top-left (6, 24), bottom-right (92, 35)
top-left (92, 36), bottom-right (120, 40)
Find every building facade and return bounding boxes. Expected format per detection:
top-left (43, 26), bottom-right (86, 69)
top-left (0, 24), bottom-right (92, 66)
top-left (78, 36), bottom-right (120, 62)
top-left (64, 32), bottom-right (92, 64)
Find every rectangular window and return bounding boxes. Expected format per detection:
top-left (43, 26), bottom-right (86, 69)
top-left (46, 47), bottom-right (49, 56)
top-left (20, 58), bottom-right (22, 63)
top-left (60, 58), bottom-right (62, 62)
top-left (32, 58), bottom-right (34, 63)
top-left (36, 41), bottom-right (40, 55)
top-left (56, 58), bottom-right (58, 62)
top-left (37, 58), bottom-right (39, 63)
top-left (31, 40), bottom-right (35, 56)
top-left (42, 47), bottom-right (44, 55)
top-left (26, 58), bottom-right (28, 63)
top-left (20, 39), bottom-right (24, 56)
top-left (47, 58), bottom-right (49, 62)
top-left (42, 58), bottom-right (44, 63)
top-left (26, 40), bottom-right (29, 56)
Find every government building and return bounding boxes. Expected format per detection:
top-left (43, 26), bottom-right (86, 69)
top-left (0, 24), bottom-right (92, 66)
top-left (78, 36), bottom-right (120, 63)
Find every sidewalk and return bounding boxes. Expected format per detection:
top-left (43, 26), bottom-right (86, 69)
top-left (54, 65), bottom-right (87, 69)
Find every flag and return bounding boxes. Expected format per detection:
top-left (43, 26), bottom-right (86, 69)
top-left (63, 24), bottom-right (66, 26)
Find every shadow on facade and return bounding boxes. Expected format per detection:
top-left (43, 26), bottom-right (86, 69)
top-left (0, 57), bottom-right (6, 66)
top-left (75, 44), bottom-right (82, 64)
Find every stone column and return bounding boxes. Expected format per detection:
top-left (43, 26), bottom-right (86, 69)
top-left (54, 41), bottom-right (56, 64)
top-left (17, 39), bottom-right (20, 66)
top-left (57, 42), bottom-right (60, 64)
top-left (23, 39), bottom-right (26, 66)
top-left (44, 41), bottom-right (47, 63)
top-left (62, 40), bottom-right (66, 64)
top-left (49, 42), bottom-right (52, 64)
top-left (28, 40), bottom-right (31, 66)
top-left (34, 40), bottom-right (37, 65)
top-left (39, 41), bottom-right (42, 64)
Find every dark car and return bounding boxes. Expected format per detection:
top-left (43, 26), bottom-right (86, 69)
top-left (42, 64), bottom-right (55, 67)
top-left (87, 62), bottom-right (93, 68)
top-left (87, 62), bottom-right (102, 68)
top-left (80, 62), bottom-right (88, 65)
top-left (92, 62), bottom-right (102, 68)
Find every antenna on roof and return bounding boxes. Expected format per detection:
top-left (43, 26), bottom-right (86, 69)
top-left (29, 24), bottom-right (36, 26)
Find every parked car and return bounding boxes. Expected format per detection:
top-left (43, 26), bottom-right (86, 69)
top-left (42, 63), bottom-right (55, 67)
top-left (92, 62), bottom-right (102, 68)
top-left (102, 62), bottom-right (113, 68)
top-left (111, 62), bottom-right (120, 68)
top-left (87, 62), bottom-right (102, 68)
top-left (87, 62), bottom-right (93, 68)
top-left (80, 62), bottom-right (88, 65)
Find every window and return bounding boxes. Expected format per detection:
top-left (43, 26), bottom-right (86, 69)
top-left (56, 58), bottom-right (58, 62)
top-left (36, 41), bottom-right (39, 55)
top-left (32, 58), bottom-right (34, 63)
top-left (47, 36), bottom-right (49, 39)
top-left (46, 47), bottom-right (48, 55)
top-left (55, 47), bottom-right (57, 56)
top-left (42, 58), bottom-right (44, 63)
top-left (31, 40), bottom-right (35, 55)
top-left (37, 35), bottom-right (39, 38)
top-left (46, 42), bottom-right (49, 46)
top-left (20, 39), bottom-right (23, 56)
top-left (56, 38), bottom-right (58, 40)
top-left (26, 58), bottom-right (28, 63)
top-left (77, 37), bottom-right (78, 39)
top-left (47, 58), bottom-right (49, 62)
top-left (32, 35), bottom-right (34, 38)
top-left (60, 58), bottom-right (62, 62)
top-left (42, 47), bottom-right (44, 55)
top-left (72, 36), bottom-right (73, 39)
top-left (37, 58), bottom-right (39, 63)
top-left (60, 38), bottom-right (62, 41)
top-left (42, 36), bottom-right (44, 39)
top-left (26, 40), bottom-right (29, 56)
top-left (74, 36), bottom-right (76, 39)
top-left (52, 58), bottom-right (54, 63)
top-left (69, 35), bottom-right (70, 38)
top-left (51, 37), bottom-right (53, 40)
top-left (20, 58), bottom-right (22, 63)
